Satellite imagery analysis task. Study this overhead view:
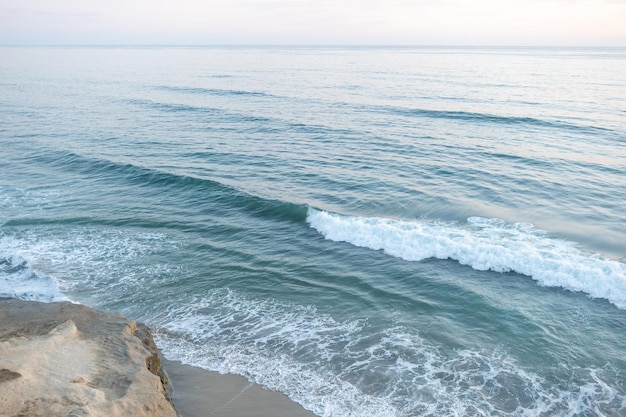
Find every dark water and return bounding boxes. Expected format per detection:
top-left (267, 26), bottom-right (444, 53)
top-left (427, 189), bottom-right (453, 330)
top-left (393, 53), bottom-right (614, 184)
top-left (1, 46), bottom-right (625, 416)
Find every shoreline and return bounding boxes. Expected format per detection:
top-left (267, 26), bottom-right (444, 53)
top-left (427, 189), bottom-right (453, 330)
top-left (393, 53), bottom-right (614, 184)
top-left (163, 358), bottom-right (317, 417)
top-left (0, 299), bottom-right (316, 417)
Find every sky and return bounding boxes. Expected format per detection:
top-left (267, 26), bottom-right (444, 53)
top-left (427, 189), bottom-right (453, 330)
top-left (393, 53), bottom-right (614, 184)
top-left (1, 0), bottom-right (625, 46)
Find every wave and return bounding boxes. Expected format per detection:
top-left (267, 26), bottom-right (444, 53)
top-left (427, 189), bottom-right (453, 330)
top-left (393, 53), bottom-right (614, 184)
top-left (16, 149), bottom-right (310, 225)
top-left (136, 90), bottom-right (613, 135)
top-left (124, 98), bottom-right (287, 127)
top-left (150, 84), bottom-right (613, 134)
top-left (153, 288), bottom-right (625, 417)
top-left (155, 85), bottom-right (271, 97)
top-left (384, 105), bottom-right (612, 133)
top-left (307, 209), bottom-right (626, 309)
top-left (124, 97), bottom-right (358, 134)
top-left (123, 98), bottom-right (215, 114)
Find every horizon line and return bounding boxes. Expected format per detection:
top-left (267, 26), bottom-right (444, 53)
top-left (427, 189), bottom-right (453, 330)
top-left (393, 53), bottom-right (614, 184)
top-left (2, 43), bottom-right (625, 48)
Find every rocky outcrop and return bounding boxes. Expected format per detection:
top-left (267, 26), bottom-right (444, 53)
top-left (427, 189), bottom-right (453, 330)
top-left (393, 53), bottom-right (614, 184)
top-left (0, 299), bottom-right (178, 417)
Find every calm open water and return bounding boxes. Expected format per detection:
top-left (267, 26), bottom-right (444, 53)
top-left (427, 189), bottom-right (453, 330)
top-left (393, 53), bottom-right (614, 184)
top-left (1, 46), bottom-right (625, 416)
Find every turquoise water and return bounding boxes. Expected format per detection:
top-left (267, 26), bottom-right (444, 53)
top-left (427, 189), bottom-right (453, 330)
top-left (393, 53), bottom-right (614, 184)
top-left (1, 46), bottom-right (625, 416)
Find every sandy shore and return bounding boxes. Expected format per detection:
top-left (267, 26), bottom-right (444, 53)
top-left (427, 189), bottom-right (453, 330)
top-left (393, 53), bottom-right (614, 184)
top-left (0, 299), bottom-right (317, 417)
top-left (163, 359), bottom-right (317, 417)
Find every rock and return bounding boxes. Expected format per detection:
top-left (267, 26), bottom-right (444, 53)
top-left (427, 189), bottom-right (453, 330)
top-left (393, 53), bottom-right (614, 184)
top-left (0, 299), bottom-right (178, 417)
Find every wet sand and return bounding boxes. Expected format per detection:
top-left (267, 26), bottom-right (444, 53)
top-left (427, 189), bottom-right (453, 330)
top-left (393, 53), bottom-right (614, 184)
top-left (163, 358), bottom-right (317, 417)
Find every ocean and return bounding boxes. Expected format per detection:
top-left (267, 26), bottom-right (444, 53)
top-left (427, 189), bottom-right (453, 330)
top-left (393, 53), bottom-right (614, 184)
top-left (1, 46), bottom-right (625, 416)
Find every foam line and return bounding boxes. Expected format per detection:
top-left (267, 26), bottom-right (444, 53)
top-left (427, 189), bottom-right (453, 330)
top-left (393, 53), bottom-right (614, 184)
top-left (153, 288), bottom-right (625, 417)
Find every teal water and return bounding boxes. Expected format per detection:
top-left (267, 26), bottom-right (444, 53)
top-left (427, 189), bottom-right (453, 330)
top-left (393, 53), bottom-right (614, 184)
top-left (1, 46), bottom-right (625, 416)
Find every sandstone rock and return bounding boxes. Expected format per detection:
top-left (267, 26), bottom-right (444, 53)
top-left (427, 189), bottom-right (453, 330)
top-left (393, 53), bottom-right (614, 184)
top-left (0, 299), bottom-right (178, 417)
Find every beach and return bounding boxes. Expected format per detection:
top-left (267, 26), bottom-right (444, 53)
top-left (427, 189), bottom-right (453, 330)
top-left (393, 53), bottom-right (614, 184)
top-left (164, 359), bottom-right (316, 417)
top-left (0, 299), bottom-right (315, 417)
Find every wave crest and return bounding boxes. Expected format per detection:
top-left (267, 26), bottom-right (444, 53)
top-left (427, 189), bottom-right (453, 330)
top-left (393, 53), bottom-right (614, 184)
top-left (306, 208), bottom-right (626, 309)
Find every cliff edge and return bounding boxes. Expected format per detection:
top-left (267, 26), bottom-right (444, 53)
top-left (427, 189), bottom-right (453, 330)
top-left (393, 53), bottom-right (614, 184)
top-left (0, 299), bottom-right (178, 417)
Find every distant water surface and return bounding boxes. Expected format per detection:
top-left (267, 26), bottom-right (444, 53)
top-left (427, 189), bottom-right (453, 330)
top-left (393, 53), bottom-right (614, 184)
top-left (1, 46), bottom-right (625, 416)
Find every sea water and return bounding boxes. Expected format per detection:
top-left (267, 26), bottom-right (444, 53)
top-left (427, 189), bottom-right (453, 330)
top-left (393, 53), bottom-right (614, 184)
top-left (1, 46), bottom-right (625, 416)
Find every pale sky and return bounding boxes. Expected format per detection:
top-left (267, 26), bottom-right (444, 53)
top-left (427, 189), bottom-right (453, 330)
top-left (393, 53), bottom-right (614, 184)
top-left (1, 0), bottom-right (625, 46)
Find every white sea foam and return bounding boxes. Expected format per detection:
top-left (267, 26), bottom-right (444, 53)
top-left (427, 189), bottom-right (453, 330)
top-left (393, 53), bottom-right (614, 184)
top-left (153, 288), bottom-right (625, 417)
top-left (307, 208), bottom-right (626, 309)
top-left (0, 228), bottom-right (182, 304)
top-left (0, 237), bottom-right (64, 302)
top-left (153, 289), bottom-right (396, 417)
